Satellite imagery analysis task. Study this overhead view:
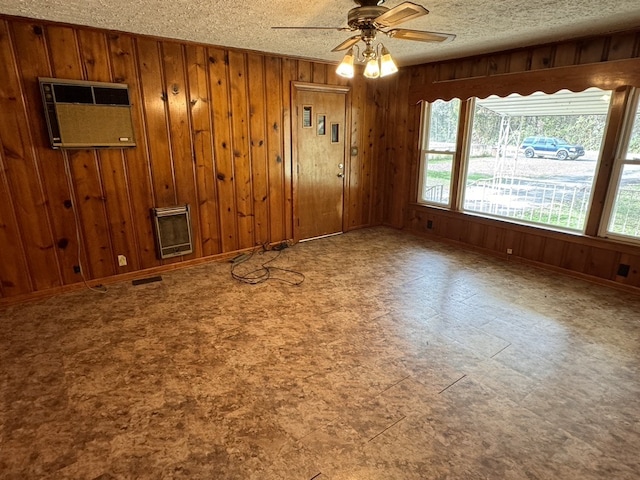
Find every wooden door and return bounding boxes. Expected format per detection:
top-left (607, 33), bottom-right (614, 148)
top-left (293, 83), bottom-right (350, 241)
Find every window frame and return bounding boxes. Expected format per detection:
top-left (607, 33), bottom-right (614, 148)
top-left (458, 89), bottom-right (611, 234)
top-left (600, 87), bottom-right (640, 244)
top-left (414, 87), bottom-right (640, 244)
top-left (417, 99), bottom-right (461, 208)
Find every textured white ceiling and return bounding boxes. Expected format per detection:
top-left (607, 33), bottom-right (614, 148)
top-left (1, 0), bottom-right (639, 66)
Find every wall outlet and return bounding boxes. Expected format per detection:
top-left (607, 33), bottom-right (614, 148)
top-left (617, 263), bottom-right (630, 277)
top-left (506, 248), bottom-right (513, 255)
top-left (118, 255), bottom-right (127, 267)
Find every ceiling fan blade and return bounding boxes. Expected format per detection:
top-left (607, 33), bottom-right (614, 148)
top-left (332, 36), bottom-right (362, 52)
top-left (374, 2), bottom-right (429, 28)
top-left (385, 28), bottom-right (456, 43)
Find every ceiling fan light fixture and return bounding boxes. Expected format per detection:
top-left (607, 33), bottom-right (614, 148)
top-left (336, 48), bottom-right (355, 78)
top-left (363, 57), bottom-right (380, 78)
top-left (379, 46), bottom-right (398, 77)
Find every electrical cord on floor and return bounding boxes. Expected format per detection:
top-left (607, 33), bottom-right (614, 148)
top-left (230, 243), bottom-right (305, 286)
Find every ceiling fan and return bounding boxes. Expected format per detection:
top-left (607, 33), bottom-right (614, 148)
top-left (272, 0), bottom-right (455, 78)
top-left (273, 0), bottom-right (455, 51)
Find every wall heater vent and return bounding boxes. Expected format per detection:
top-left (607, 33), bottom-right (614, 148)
top-left (152, 205), bottom-right (193, 259)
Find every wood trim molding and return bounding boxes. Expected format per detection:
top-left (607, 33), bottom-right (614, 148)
top-left (584, 86), bottom-right (634, 236)
top-left (291, 81), bottom-right (350, 94)
top-left (409, 58), bottom-right (640, 103)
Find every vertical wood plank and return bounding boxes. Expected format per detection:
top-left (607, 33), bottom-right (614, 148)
top-left (78, 29), bottom-right (139, 273)
top-left (453, 58), bottom-right (474, 79)
top-left (393, 71), bottom-right (413, 227)
top-left (576, 37), bottom-right (607, 64)
top-left (265, 55), bottom-right (286, 242)
top-left (443, 216), bottom-right (468, 242)
top-left (437, 62), bottom-right (456, 81)
top-left (469, 58), bottom-right (488, 77)
top-left (48, 26), bottom-right (116, 279)
top-left (553, 43), bottom-right (578, 67)
top-left (607, 32), bottom-right (639, 61)
top-left (530, 46), bottom-right (554, 70)
top-left (312, 63), bottom-right (327, 84)
top-left (0, 132), bottom-right (32, 297)
top-left (487, 54), bottom-right (510, 75)
top-left (371, 78), bottom-right (389, 225)
top-left (482, 225), bottom-right (505, 252)
top-left (297, 60), bottom-right (312, 82)
top-left (11, 21), bottom-right (79, 285)
top-left (585, 247), bottom-right (617, 280)
top-left (162, 41), bottom-right (201, 260)
top-left (387, 72), bottom-right (408, 227)
top-left (186, 43), bottom-right (221, 257)
top-left (247, 53), bottom-right (270, 245)
top-left (137, 37), bottom-right (175, 208)
top-left (45, 25), bottom-right (80, 78)
top-left (503, 229), bottom-right (522, 256)
top-left (348, 75), bottom-right (365, 229)
top-left (0, 21), bottom-right (61, 290)
top-left (228, 50), bottom-right (254, 249)
top-left (508, 50), bottom-right (530, 73)
top-left (383, 74), bottom-right (400, 226)
top-left (342, 87), bottom-right (353, 233)
top-left (325, 63), bottom-right (349, 87)
top-left (108, 33), bottom-right (159, 269)
top-left (467, 221), bottom-right (486, 246)
top-left (208, 47), bottom-right (238, 252)
top-left (361, 79), bottom-right (377, 228)
top-left (541, 237), bottom-right (565, 267)
top-left (282, 58), bottom-right (296, 240)
top-left (560, 242), bottom-right (588, 272)
top-left (520, 234), bottom-right (545, 261)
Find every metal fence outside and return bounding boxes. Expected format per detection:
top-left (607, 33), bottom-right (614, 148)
top-left (421, 175), bottom-right (640, 236)
top-left (463, 177), bottom-right (592, 230)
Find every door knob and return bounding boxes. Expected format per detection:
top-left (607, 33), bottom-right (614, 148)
top-left (337, 173), bottom-right (344, 178)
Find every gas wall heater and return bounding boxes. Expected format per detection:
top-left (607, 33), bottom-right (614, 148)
top-left (152, 205), bottom-right (193, 259)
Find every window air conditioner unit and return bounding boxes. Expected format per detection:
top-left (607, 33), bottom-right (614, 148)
top-left (39, 77), bottom-right (136, 149)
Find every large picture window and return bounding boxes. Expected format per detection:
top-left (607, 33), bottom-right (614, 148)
top-left (462, 88), bottom-right (611, 232)
top-left (603, 90), bottom-right (640, 242)
top-left (417, 99), bottom-right (460, 206)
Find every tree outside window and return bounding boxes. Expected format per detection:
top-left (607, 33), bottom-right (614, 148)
top-left (463, 88), bottom-right (610, 232)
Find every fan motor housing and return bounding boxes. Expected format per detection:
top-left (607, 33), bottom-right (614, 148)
top-left (354, 0), bottom-right (386, 6)
top-left (348, 6), bottom-right (388, 28)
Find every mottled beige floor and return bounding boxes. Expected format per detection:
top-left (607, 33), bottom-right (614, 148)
top-left (1, 227), bottom-right (640, 479)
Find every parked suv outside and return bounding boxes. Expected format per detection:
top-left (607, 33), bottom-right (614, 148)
top-left (519, 136), bottom-right (585, 160)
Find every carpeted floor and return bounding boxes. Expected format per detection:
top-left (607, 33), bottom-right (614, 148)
top-left (1, 227), bottom-right (639, 479)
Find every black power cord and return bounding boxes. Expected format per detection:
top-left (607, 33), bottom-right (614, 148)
top-left (230, 243), bottom-right (305, 285)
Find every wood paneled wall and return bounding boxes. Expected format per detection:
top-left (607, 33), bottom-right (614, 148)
top-left (0, 16), bottom-right (389, 303)
top-left (382, 28), bottom-right (640, 292)
top-left (407, 207), bottom-right (640, 290)
top-left (409, 30), bottom-right (640, 102)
